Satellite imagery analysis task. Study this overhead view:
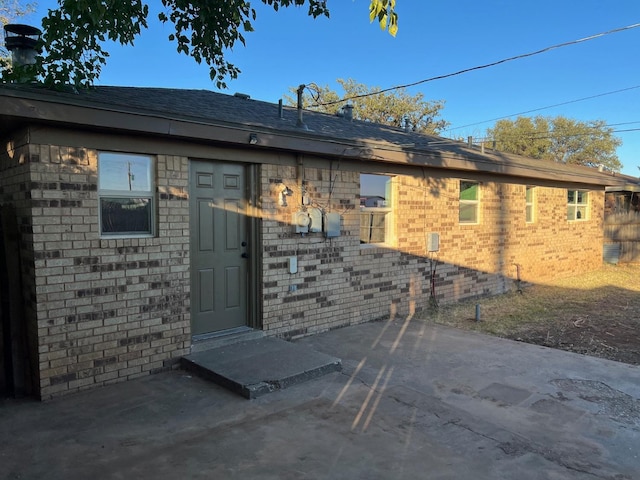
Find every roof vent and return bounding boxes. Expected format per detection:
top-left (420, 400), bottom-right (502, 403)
top-left (3, 24), bottom-right (42, 68)
top-left (296, 84), bottom-right (309, 130)
top-left (234, 92), bottom-right (250, 99)
top-left (343, 104), bottom-right (353, 122)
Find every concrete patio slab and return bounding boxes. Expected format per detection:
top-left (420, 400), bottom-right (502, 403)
top-left (1, 319), bottom-right (639, 479)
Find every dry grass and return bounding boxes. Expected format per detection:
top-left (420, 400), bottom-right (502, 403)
top-left (421, 263), bottom-right (640, 365)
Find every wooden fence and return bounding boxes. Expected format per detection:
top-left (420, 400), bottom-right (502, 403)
top-left (604, 212), bottom-right (640, 263)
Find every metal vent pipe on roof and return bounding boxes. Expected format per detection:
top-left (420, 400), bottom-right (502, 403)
top-left (296, 84), bottom-right (308, 130)
top-left (343, 104), bottom-right (353, 122)
top-left (4, 24), bottom-right (42, 68)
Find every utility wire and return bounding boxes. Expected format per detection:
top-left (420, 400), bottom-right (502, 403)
top-left (472, 127), bottom-right (640, 144)
top-left (598, 121), bottom-right (640, 127)
top-left (487, 122), bottom-right (640, 137)
top-left (613, 128), bottom-right (640, 133)
top-left (441, 121), bottom-right (640, 145)
top-left (311, 22), bottom-right (640, 108)
top-left (446, 86), bottom-right (640, 132)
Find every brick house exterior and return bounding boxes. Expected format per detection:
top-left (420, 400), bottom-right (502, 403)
top-left (0, 85), bottom-right (626, 399)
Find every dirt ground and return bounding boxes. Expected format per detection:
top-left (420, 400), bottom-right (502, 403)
top-left (423, 263), bottom-right (640, 366)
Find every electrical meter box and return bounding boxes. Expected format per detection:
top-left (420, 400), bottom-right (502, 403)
top-left (293, 211), bottom-right (310, 234)
top-left (308, 208), bottom-right (322, 233)
top-left (324, 212), bottom-right (341, 238)
top-left (427, 232), bottom-right (440, 252)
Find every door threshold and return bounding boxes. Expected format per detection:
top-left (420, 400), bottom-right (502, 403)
top-left (191, 326), bottom-right (264, 353)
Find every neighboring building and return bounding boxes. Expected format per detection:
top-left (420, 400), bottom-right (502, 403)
top-left (604, 182), bottom-right (640, 263)
top-left (0, 85), bottom-right (629, 399)
top-left (360, 196), bottom-right (386, 207)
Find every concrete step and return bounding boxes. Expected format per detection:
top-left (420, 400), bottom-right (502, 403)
top-left (181, 336), bottom-right (342, 399)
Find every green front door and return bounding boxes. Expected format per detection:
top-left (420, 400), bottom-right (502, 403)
top-left (190, 160), bottom-right (248, 335)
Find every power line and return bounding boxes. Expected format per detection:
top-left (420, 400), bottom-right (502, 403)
top-left (446, 86), bottom-right (640, 132)
top-left (311, 22), bottom-right (640, 108)
top-left (477, 122), bottom-right (640, 139)
top-left (600, 121), bottom-right (640, 127)
top-left (442, 120), bottom-right (640, 145)
top-left (472, 127), bottom-right (640, 144)
top-left (613, 127), bottom-right (640, 133)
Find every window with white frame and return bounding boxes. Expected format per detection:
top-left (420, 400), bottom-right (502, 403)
top-left (360, 174), bottom-right (392, 244)
top-left (525, 186), bottom-right (535, 223)
top-left (98, 152), bottom-right (155, 236)
top-left (567, 190), bottom-right (589, 221)
top-left (459, 180), bottom-right (479, 224)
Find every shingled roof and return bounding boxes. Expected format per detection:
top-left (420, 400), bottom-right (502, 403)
top-left (0, 84), bottom-right (630, 187)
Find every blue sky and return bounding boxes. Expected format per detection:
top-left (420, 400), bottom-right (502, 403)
top-left (23, 0), bottom-right (640, 177)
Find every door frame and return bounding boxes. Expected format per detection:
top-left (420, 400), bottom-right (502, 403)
top-left (245, 162), bottom-right (262, 330)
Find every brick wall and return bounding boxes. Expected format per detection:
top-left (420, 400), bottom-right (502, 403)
top-left (3, 133), bottom-right (605, 398)
top-left (23, 145), bottom-right (190, 399)
top-left (260, 167), bottom-right (605, 338)
top-left (260, 165), bottom-right (364, 337)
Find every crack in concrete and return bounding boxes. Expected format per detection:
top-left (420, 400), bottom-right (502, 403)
top-left (346, 373), bottom-right (627, 480)
top-left (335, 369), bottom-right (633, 479)
top-left (444, 418), bottom-right (502, 443)
top-left (451, 419), bottom-right (617, 479)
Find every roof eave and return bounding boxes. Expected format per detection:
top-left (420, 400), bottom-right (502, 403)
top-left (0, 91), bottom-right (626, 188)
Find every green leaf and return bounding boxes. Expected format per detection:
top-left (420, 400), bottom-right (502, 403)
top-left (388, 13), bottom-right (398, 37)
top-left (378, 12), bottom-right (387, 31)
top-left (369, 0), bottom-right (382, 22)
